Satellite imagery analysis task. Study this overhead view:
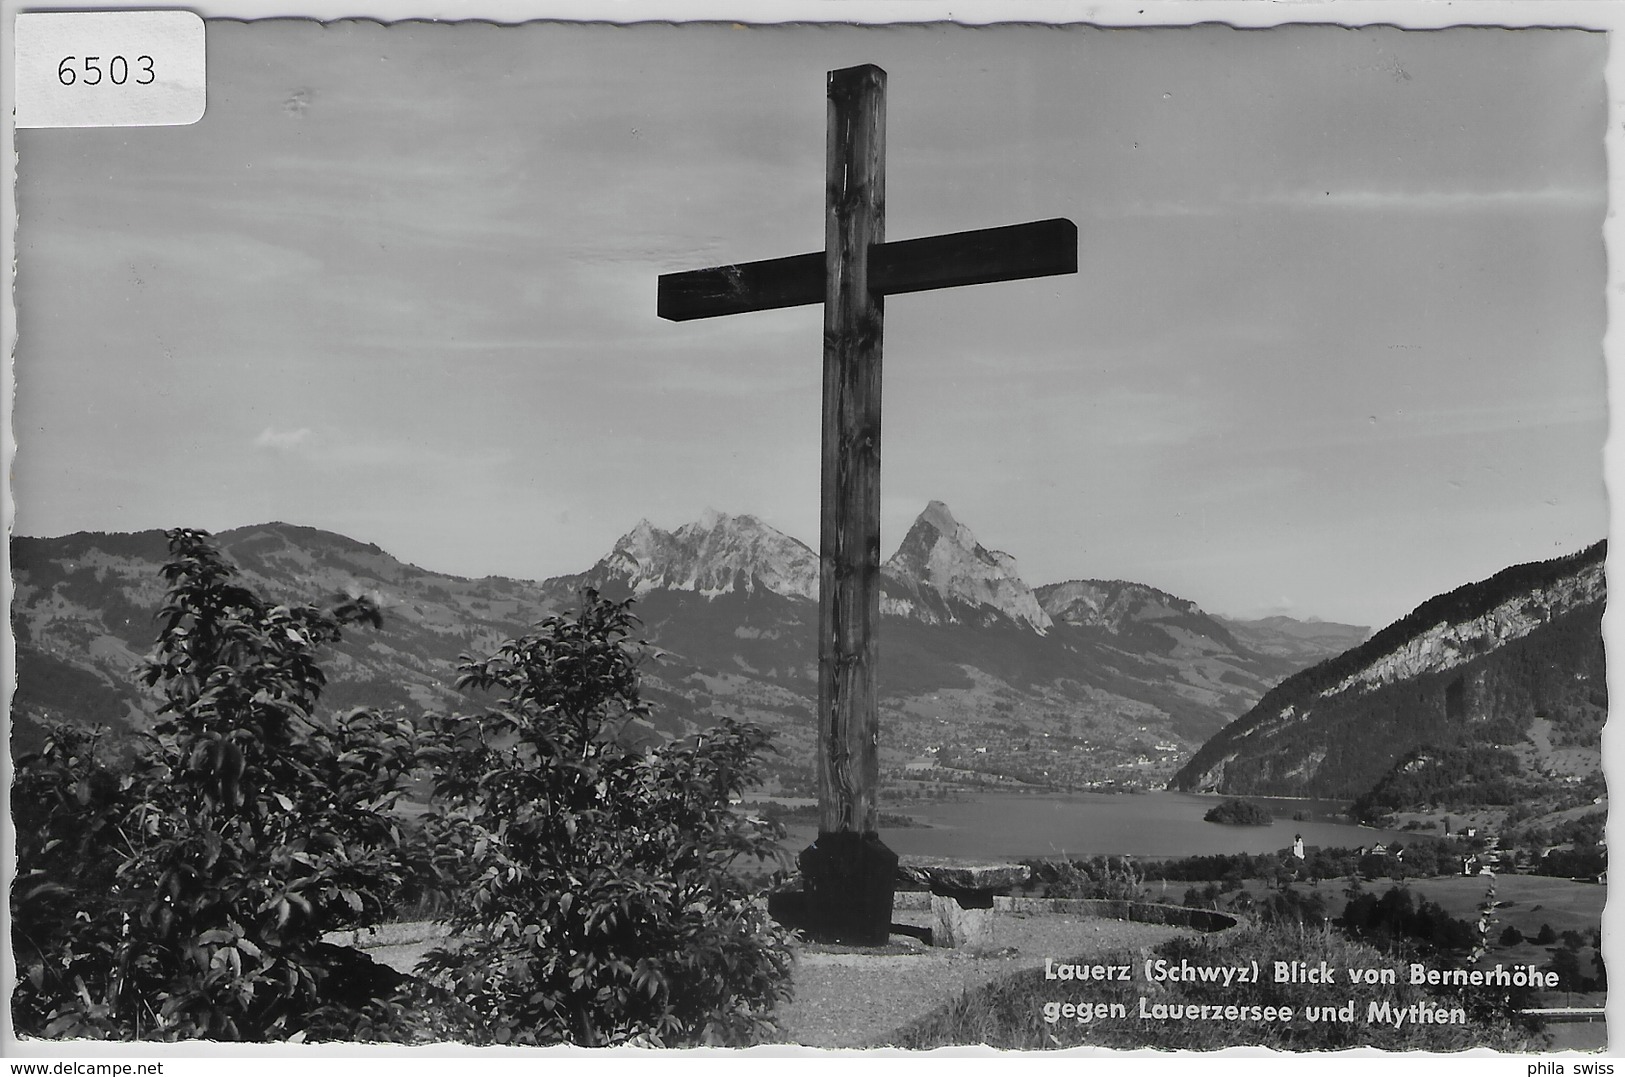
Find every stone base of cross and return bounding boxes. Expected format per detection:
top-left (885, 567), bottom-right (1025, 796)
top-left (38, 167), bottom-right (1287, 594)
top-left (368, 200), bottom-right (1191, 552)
top-left (660, 64), bottom-right (1076, 945)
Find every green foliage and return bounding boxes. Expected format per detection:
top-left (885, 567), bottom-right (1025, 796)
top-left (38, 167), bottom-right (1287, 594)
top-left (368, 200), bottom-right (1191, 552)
top-left (1202, 798), bottom-right (1273, 826)
top-left (11, 725), bottom-right (133, 1036)
top-left (1547, 811), bottom-right (1606, 848)
top-left (1352, 746), bottom-right (1531, 823)
top-left (1255, 887), bottom-right (1331, 927)
top-left (1547, 948), bottom-right (1586, 991)
top-left (1531, 847), bottom-right (1607, 880)
top-left (1023, 856), bottom-right (1145, 900)
top-left (1339, 886), bottom-right (1478, 956)
top-left (1135, 850), bottom-right (1287, 883)
top-left (11, 528), bottom-right (421, 1041)
top-left (1359, 851), bottom-right (1401, 880)
top-left (1182, 884), bottom-right (1223, 910)
top-left (1395, 841), bottom-right (1445, 878)
top-left (14, 536), bottom-right (804, 1045)
top-left (416, 591), bottom-right (794, 1046)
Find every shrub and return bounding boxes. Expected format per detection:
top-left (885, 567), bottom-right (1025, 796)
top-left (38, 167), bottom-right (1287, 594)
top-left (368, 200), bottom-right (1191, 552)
top-left (416, 590), bottom-right (794, 1046)
top-left (11, 725), bottom-right (134, 1037)
top-left (1547, 948), bottom-right (1586, 991)
top-left (1181, 884), bottom-right (1223, 911)
top-left (1533, 847), bottom-right (1607, 879)
top-left (11, 529), bottom-right (422, 1040)
top-left (1257, 887), bottom-right (1330, 927)
top-left (1339, 886), bottom-right (1478, 956)
top-left (1024, 857), bottom-right (1144, 901)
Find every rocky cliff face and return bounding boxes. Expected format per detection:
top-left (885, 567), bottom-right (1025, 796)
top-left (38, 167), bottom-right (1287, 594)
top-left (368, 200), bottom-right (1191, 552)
top-left (584, 501), bottom-right (1059, 635)
top-left (590, 509), bottom-right (819, 600)
top-left (1039, 579), bottom-right (1199, 630)
top-left (1035, 578), bottom-right (1252, 654)
top-left (880, 501), bottom-right (1053, 633)
top-left (1322, 561), bottom-right (1603, 697)
top-left (1170, 542), bottom-right (1607, 799)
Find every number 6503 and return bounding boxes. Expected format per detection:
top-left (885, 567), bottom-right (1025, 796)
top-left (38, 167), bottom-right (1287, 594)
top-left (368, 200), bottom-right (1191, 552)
top-left (57, 55), bottom-right (155, 86)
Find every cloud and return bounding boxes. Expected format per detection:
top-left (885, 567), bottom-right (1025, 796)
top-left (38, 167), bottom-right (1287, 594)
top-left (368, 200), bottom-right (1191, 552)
top-left (253, 424), bottom-right (514, 473)
top-left (1267, 185), bottom-right (1604, 214)
top-left (254, 426), bottom-right (313, 450)
top-left (1111, 185), bottom-right (1603, 219)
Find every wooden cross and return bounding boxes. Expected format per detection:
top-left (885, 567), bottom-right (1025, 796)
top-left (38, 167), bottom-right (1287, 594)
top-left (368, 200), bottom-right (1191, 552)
top-left (658, 64), bottom-right (1076, 943)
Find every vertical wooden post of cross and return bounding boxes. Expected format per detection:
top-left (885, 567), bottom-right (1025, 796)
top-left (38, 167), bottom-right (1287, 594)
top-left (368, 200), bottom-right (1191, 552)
top-left (657, 63), bottom-right (1077, 946)
top-left (797, 63), bottom-right (900, 946)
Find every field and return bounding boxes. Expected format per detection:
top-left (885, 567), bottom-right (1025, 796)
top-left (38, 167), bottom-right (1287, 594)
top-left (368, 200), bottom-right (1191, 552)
top-left (1397, 874), bottom-right (1604, 939)
top-left (1399, 874), bottom-right (1606, 1019)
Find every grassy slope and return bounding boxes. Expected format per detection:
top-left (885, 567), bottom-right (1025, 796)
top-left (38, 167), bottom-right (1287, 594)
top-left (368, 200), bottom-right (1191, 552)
top-left (1394, 875), bottom-right (1603, 938)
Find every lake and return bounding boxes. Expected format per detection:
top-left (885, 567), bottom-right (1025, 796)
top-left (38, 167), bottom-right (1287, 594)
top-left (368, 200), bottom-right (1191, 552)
top-left (780, 791), bottom-right (1404, 861)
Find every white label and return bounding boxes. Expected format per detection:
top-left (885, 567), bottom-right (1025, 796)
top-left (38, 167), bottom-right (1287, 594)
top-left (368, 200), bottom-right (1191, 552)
top-left (15, 11), bottom-right (206, 129)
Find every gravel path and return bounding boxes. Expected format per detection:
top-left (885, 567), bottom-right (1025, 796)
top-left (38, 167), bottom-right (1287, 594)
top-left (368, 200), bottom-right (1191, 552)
top-left (773, 912), bottom-right (1192, 1048)
top-left (347, 912), bottom-right (1197, 1049)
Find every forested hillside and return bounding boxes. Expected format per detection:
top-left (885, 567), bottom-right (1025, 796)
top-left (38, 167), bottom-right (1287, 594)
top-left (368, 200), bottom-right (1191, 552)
top-left (1172, 542), bottom-right (1605, 804)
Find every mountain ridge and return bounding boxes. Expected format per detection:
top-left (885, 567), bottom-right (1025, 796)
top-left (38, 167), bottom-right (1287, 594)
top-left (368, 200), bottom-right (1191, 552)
top-left (1171, 541), bottom-right (1606, 801)
top-left (10, 505), bottom-right (1374, 792)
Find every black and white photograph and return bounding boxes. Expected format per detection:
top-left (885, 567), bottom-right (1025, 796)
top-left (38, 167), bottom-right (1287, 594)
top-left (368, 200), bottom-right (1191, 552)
top-left (4, 3), bottom-right (1615, 1055)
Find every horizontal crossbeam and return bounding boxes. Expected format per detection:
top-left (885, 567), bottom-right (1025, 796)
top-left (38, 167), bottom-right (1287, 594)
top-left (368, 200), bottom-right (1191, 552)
top-left (659, 251), bottom-right (823, 322)
top-left (657, 217), bottom-right (1077, 322)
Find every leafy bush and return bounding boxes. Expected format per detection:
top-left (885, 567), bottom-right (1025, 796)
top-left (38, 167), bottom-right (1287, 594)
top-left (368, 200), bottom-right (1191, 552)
top-left (1547, 948), bottom-right (1588, 991)
top-left (11, 529), bottom-right (422, 1040)
top-left (416, 590), bottom-right (794, 1046)
top-left (1182, 883), bottom-right (1224, 910)
top-left (1532, 847), bottom-right (1606, 880)
top-left (1023, 856), bottom-right (1145, 900)
top-left (1137, 850), bottom-right (1289, 883)
top-left (1338, 886), bottom-right (1478, 955)
top-left (12, 725), bottom-right (134, 1036)
top-left (1256, 887), bottom-right (1330, 927)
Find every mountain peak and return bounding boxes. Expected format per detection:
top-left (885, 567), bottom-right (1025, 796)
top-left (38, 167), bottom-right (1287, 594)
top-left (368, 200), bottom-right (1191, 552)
top-left (594, 511), bottom-right (817, 600)
top-left (920, 499), bottom-right (958, 532)
top-left (882, 503), bottom-right (1052, 633)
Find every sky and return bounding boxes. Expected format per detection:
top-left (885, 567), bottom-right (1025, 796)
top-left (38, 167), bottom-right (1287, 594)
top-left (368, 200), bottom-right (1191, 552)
top-left (11, 18), bottom-right (1610, 629)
